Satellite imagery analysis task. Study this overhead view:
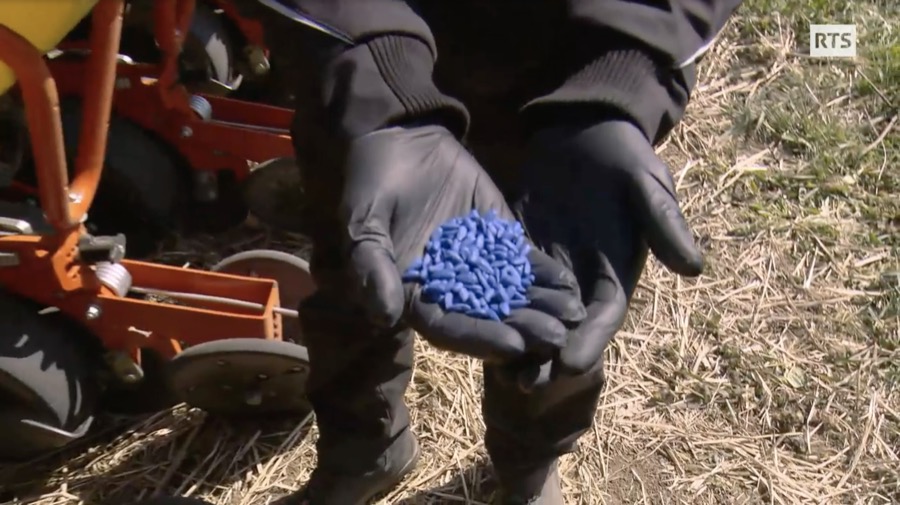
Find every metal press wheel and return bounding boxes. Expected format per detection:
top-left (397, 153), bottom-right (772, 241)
top-left (167, 338), bottom-right (311, 417)
top-left (211, 249), bottom-right (316, 344)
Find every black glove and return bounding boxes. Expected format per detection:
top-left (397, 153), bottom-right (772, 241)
top-left (511, 119), bottom-right (704, 389)
top-left (333, 124), bottom-right (586, 362)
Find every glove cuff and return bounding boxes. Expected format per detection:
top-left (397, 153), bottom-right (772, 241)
top-left (366, 35), bottom-right (470, 138)
top-left (522, 42), bottom-right (687, 144)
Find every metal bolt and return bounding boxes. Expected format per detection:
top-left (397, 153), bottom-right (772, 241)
top-left (180, 126), bottom-right (193, 138)
top-left (257, 374), bottom-right (268, 380)
top-left (216, 360), bottom-right (227, 366)
top-left (222, 384), bottom-right (232, 391)
top-left (122, 373), bottom-right (140, 384)
top-left (289, 366), bottom-right (304, 373)
top-left (85, 304), bottom-right (101, 320)
top-left (68, 192), bottom-right (82, 204)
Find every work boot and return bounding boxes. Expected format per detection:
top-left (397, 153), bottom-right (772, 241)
top-left (493, 459), bottom-right (564, 505)
top-left (285, 429), bottom-right (420, 505)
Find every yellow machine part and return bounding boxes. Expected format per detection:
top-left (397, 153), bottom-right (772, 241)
top-left (0, 0), bottom-right (99, 95)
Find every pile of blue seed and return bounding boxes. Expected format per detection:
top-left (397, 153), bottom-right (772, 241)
top-left (402, 210), bottom-right (535, 321)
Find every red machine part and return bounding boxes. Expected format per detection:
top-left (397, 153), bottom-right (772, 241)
top-left (45, 0), bottom-right (293, 191)
top-left (0, 0), bottom-right (287, 364)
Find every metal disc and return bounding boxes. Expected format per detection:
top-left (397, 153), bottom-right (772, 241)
top-left (211, 249), bottom-right (316, 344)
top-left (167, 338), bottom-right (311, 416)
top-left (241, 157), bottom-right (307, 232)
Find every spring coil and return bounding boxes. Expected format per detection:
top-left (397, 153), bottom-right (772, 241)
top-left (95, 262), bottom-right (133, 297)
top-left (188, 94), bottom-right (213, 121)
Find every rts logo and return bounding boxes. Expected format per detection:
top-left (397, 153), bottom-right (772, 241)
top-left (809, 24), bottom-right (857, 58)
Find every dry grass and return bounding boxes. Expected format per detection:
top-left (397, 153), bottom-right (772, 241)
top-left (2, 0), bottom-right (898, 503)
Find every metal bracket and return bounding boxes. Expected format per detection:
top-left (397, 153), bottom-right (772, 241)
top-left (77, 233), bottom-right (127, 264)
top-left (0, 252), bottom-right (19, 267)
top-left (104, 350), bottom-right (145, 384)
top-left (0, 216), bottom-right (33, 235)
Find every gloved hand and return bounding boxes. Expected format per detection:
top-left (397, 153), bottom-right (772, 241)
top-left (334, 124), bottom-right (587, 362)
top-left (509, 118), bottom-right (704, 390)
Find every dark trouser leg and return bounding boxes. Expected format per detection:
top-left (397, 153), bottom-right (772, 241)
top-left (482, 358), bottom-right (606, 491)
top-left (300, 288), bottom-right (415, 474)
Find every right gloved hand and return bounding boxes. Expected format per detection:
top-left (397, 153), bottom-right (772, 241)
top-left (310, 124), bottom-right (587, 363)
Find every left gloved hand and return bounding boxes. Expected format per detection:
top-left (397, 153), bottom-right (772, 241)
top-left (507, 118), bottom-right (705, 391)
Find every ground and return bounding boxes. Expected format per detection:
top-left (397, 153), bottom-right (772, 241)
top-left (1, 0), bottom-right (898, 503)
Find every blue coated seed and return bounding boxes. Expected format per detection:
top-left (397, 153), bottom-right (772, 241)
top-left (432, 269), bottom-right (455, 280)
top-left (457, 272), bottom-right (477, 284)
top-left (423, 285), bottom-right (443, 300)
top-left (508, 299), bottom-right (528, 309)
top-left (402, 271), bottom-right (425, 283)
top-left (403, 210), bottom-right (534, 321)
top-left (445, 250), bottom-right (462, 263)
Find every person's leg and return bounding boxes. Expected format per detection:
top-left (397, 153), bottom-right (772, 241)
top-left (482, 359), bottom-right (606, 503)
top-left (279, 30), bottom-right (418, 502)
top-left (297, 286), bottom-right (419, 504)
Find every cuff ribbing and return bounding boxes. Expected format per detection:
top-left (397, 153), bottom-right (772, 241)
top-left (523, 46), bottom-right (683, 144)
top-left (367, 36), bottom-right (470, 138)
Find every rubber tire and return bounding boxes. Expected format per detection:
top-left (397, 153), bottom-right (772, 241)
top-left (0, 291), bottom-right (99, 457)
top-left (180, 2), bottom-right (236, 89)
top-left (118, 0), bottom-right (235, 90)
top-left (59, 99), bottom-right (185, 258)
